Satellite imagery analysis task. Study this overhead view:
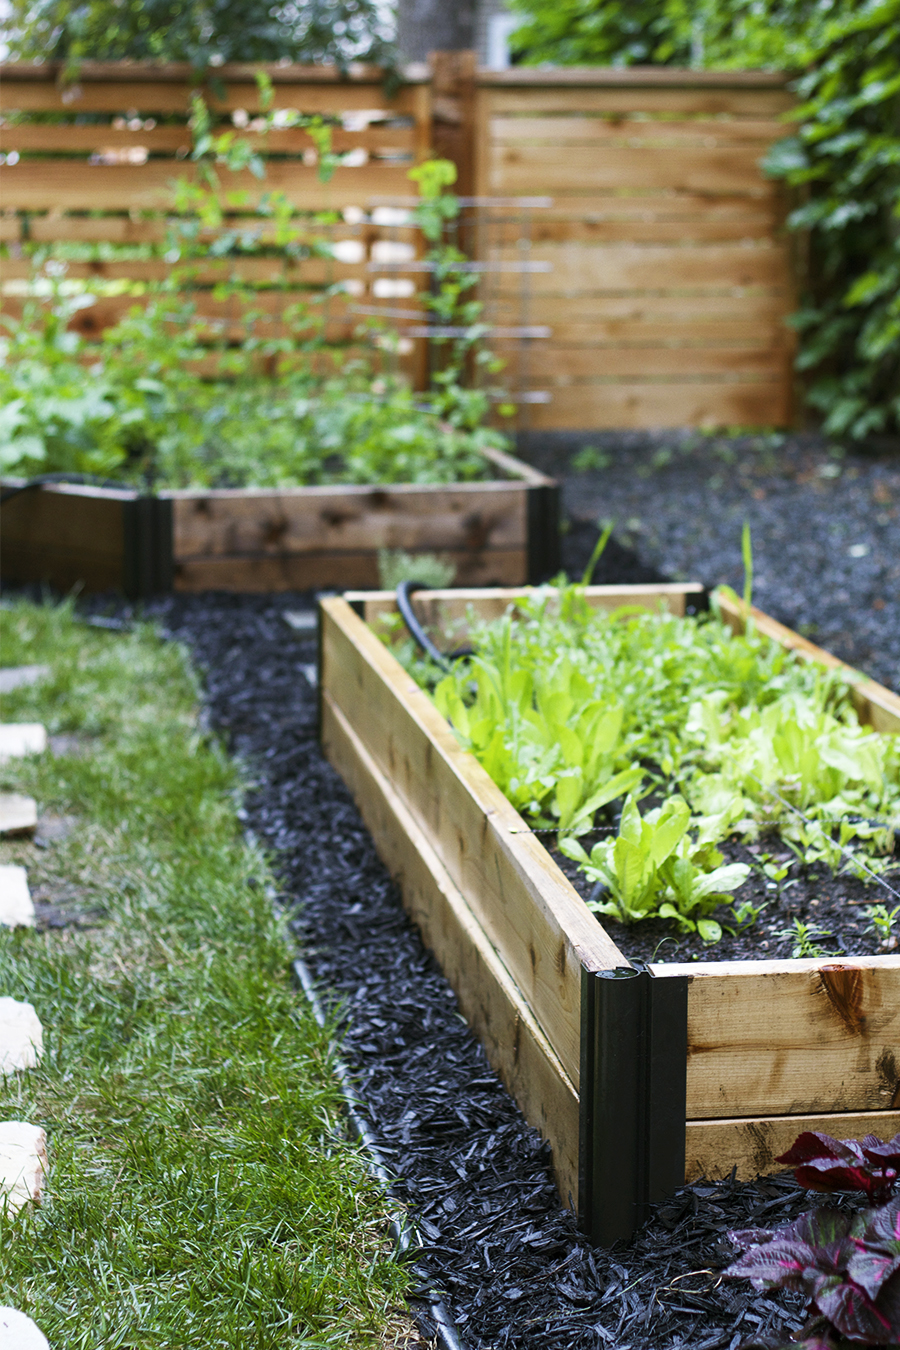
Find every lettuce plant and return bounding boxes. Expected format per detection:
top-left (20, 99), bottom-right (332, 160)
top-left (560, 794), bottom-right (750, 938)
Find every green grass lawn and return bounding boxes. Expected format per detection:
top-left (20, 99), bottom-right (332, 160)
top-left (0, 599), bottom-right (409, 1348)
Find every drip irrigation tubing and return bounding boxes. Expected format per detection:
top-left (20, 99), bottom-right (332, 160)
top-left (395, 580), bottom-right (473, 670)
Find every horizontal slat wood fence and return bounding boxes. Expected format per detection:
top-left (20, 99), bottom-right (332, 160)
top-left (474, 68), bottom-right (797, 429)
top-left (0, 60), bottom-right (798, 429)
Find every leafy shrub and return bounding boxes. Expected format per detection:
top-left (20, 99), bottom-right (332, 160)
top-left (776, 1132), bottom-right (900, 1206)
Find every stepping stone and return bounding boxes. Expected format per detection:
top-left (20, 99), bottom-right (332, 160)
top-left (0, 1122), bottom-right (48, 1214)
top-left (0, 999), bottom-right (43, 1074)
top-left (0, 666), bottom-right (49, 695)
top-left (0, 725), bottom-right (47, 763)
top-left (0, 868), bottom-right (35, 928)
top-left (0, 1308), bottom-right (50, 1350)
top-left (0, 794), bottom-right (38, 839)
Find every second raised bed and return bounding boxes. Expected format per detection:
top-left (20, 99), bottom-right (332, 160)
top-left (0, 446), bottom-right (558, 595)
top-left (319, 583), bottom-right (900, 1244)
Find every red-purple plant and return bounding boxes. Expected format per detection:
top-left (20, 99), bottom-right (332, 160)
top-left (726, 1200), bottom-right (900, 1346)
top-left (776, 1134), bottom-right (900, 1206)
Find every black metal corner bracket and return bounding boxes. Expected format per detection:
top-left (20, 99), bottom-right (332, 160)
top-left (579, 962), bottom-right (688, 1246)
top-left (122, 494), bottom-right (174, 600)
top-left (526, 480), bottom-right (561, 583)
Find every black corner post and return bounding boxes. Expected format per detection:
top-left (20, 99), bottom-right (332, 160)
top-left (122, 494), bottom-right (174, 600)
top-left (526, 480), bottom-right (561, 583)
top-left (579, 963), bottom-right (688, 1245)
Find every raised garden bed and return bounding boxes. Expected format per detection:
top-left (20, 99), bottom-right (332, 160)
top-left (0, 446), bottom-right (558, 595)
top-left (319, 582), bottom-right (900, 1246)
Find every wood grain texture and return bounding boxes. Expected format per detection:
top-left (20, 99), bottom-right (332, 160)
top-left (345, 581), bottom-right (702, 630)
top-left (532, 346), bottom-right (789, 379)
top-left (714, 592), bottom-right (900, 733)
top-left (170, 482), bottom-right (529, 556)
top-left (0, 77), bottom-right (421, 115)
top-left (484, 88), bottom-right (795, 118)
top-left (522, 381), bottom-right (794, 430)
top-left (320, 596), bottom-right (627, 1087)
top-left (0, 124), bottom-right (414, 153)
top-left (0, 481), bottom-right (130, 590)
top-left (0, 159), bottom-right (414, 211)
top-left (685, 1109), bottom-right (900, 1182)
top-left (489, 144), bottom-right (781, 195)
top-left (487, 243), bottom-right (790, 293)
top-left (173, 548), bottom-right (530, 592)
top-left (323, 687), bottom-right (580, 1208)
top-left (659, 957), bottom-right (900, 1118)
top-left (491, 116), bottom-right (789, 143)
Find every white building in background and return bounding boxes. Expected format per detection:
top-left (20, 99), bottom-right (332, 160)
top-left (477, 0), bottom-right (519, 67)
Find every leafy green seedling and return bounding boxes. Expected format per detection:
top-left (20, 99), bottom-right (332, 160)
top-left (774, 917), bottom-right (839, 959)
top-left (865, 903), bottom-right (900, 945)
top-left (560, 794), bottom-right (750, 940)
top-left (727, 897), bottom-right (769, 934)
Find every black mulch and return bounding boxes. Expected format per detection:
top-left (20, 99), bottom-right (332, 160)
top-left (148, 588), bottom-right (811, 1349)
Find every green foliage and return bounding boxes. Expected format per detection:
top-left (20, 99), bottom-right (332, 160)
top-left (509, 0), bottom-right (900, 440)
top-left (561, 794), bottom-right (750, 940)
top-left (5, 0), bottom-right (394, 70)
top-left (377, 549), bottom-right (457, 590)
top-left (397, 580), bottom-right (900, 940)
top-left (0, 599), bottom-right (407, 1343)
top-left (1, 147), bottom-right (512, 489)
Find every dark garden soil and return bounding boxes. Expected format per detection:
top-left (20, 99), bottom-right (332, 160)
top-left (6, 430), bottom-right (899, 1347)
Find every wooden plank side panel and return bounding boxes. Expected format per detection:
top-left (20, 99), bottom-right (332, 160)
top-left (173, 547), bottom-right (530, 592)
top-left (0, 124), bottom-right (415, 153)
top-left (670, 959), bottom-right (900, 1119)
top-left (491, 117), bottom-right (789, 144)
top-left (320, 596), bottom-right (627, 1087)
top-left (686, 1109), bottom-right (900, 1182)
top-left (483, 88), bottom-right (796, 117)
top-left (347, 581), bottom-right (702, 631)
top-left (323, 689), bottom-right (580, 1207)
top-left (0, 482), bottom-right (130, 591)
top-left (169, 482), bottom-right (529, 558)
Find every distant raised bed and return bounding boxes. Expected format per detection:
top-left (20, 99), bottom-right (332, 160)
top-left (0, 447), bottom-right (557, 594)
top-left (319, 583), bottom-right (900, 1244)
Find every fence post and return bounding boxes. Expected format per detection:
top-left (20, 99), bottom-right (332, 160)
top-left (428, 50), bottom-right (477, 196)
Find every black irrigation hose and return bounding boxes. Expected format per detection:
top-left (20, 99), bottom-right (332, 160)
top-left (291, 954), bottom-right (468, 1350)
top-left (0, 471), bottom-right (134, 506)
top-left (395, 580), bottom-right (474, 669)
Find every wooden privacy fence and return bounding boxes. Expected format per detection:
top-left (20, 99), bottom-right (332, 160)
top-left (0, 60), bottom-right (798, 429)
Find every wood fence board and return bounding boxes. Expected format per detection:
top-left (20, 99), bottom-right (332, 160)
top-left (522, 381), bottom-right (793, 430)
top-left (491, 116), bottom-right (790, 143)
top-left (532, 346), bottom-right (789, 378)
top-left (320, 596), bottom-right (626, 1087)
top-left (487, 243), bottom-right (790, 292)
top-left (323, 687), bottom-right (580, 1206)
top-left (0, 159), bottom-right (415, 211)
top-left (484, 88), bottom-right (796, 118)
top-left (665, 958), bottom-right (900, 1119)
top-left (686, 1110), bottom-right (900, 1182)
top-left (2, 257), bottom-right (366, 284)
top-left (0, 79), bottom-right (421, 115)
top-left (489, 145), bottom-right (780, 194)
top-left (0, 124), bottom-right (415, 153)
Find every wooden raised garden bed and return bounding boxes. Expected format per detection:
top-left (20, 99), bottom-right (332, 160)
top-left (319, 583), bottom-right (900, 1243)
top-left (0, 447), bottom-right (558, 595)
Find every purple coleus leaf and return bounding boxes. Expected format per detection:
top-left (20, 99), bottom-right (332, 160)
top-left (776, 1132), bottom-right (900, 1203)
top-left (726, 1204), bottom-right (900, 1345)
